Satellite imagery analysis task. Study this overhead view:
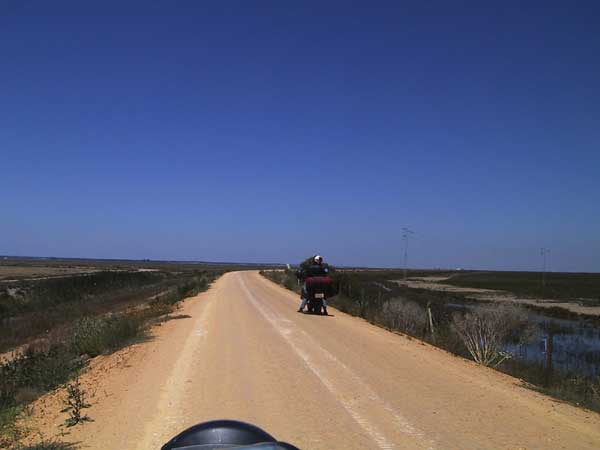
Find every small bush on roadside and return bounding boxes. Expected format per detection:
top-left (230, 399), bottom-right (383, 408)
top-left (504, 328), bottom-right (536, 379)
top-left (452, 304), bottom-right (527, 367)
top-left (260, 270), bottom-right (300, 293)
top-left (1, 346), bottom-right (82, 410)
top-left (62, 378), bottom-right (92, 427)
top-left (544, 374), bottom-right (600, 411)
top-left (283, 275), bottom-right (299, 291)
top-left (0, 406), bottom-right (24, 449)
top-left (0, 345), bottom-right (83, 448)
top-left (19, 439), bottom-right (77, 450)
top-left (145, 302), bottom-right (174, 318)
top-left (177, 281), bottom-right (199, 298)
top-left (328, 294), bottom-right (358, 315)
top-left (13, 387), bottom-right (43, 405)
top-left (379, 298), bottom-right (428, 337)
top-left (70, 314), bottom-right (144, 357)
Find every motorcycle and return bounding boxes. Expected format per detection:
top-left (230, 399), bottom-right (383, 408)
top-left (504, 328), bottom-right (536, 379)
top-left (304, 276), bottom-right (334, 315)
top-left (162, 419), bottom-right (299, 450)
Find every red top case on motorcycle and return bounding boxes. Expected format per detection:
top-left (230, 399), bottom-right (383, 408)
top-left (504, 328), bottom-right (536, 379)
top-left (304, 276), bottom-right (333, 294)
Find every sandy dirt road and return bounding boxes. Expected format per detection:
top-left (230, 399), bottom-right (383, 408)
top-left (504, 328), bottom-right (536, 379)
top-left (30, 271), bottom-right (600, 450)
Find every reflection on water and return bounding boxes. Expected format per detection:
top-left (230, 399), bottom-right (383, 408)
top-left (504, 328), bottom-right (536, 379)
top-left (447, 304), bottom-right (600, 377)
top-left (507, 314), bottom-right (600, 377)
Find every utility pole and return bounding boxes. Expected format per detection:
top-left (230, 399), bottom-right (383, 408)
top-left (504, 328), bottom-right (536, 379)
top-left (541, 247), bottom-right (550, 288)
top-left (402, 227), bottom-right (414, 284)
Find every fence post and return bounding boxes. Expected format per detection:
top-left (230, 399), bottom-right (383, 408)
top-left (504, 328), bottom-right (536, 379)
top-left (545, 327), bottom-right (555, 386)
top-left (360, 288), bottom-right (365, 317)
top-left (427, 301), bottom-right (435, 343)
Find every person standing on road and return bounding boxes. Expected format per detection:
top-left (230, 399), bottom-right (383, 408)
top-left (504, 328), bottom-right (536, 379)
top-left (297, 255), bottom-right (331, 314)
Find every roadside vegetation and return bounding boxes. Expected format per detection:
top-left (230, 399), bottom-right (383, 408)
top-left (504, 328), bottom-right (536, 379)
top-left (0, 266), bottom-right (225, 449)
top-left (0, 270), bottom-right (220, 353)
top-left (261, 268), bottom-right (600, 413)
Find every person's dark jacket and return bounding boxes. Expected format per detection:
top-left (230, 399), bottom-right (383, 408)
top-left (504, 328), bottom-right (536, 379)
top-left (296, 263), bottom-right (330, 281)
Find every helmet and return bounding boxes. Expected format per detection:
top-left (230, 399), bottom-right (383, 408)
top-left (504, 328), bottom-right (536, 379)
top-left (313, 255), bottom-right (323, 264)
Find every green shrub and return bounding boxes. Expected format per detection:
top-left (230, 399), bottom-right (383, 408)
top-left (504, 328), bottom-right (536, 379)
top-left (0, 345), bottom-right (82, 411)
top-left (19, 439), bottom-right (77, 450)
top-left (0, 406), bottom-right (23, 449)
top-left (62, 378), bottom-right (92, 427)
top-left (261, 270), bottom-right (300, 293)
top-left (545, 375), bottom-right (600, 411)
top-left (70, 314), bottom-right (144, 357)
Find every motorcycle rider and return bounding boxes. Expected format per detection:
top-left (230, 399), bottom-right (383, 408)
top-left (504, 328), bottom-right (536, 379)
top-left (296, 255), bottom-right (330, 315)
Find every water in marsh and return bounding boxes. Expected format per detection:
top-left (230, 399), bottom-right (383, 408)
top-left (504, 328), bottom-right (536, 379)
top-left (506, 314), bottom-right (600, 377)
top-left (448, 304), bottom-right (600, 377)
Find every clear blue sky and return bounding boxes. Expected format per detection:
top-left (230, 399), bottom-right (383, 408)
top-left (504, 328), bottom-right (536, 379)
top-left (2, 1), bottom-right (599, 271)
